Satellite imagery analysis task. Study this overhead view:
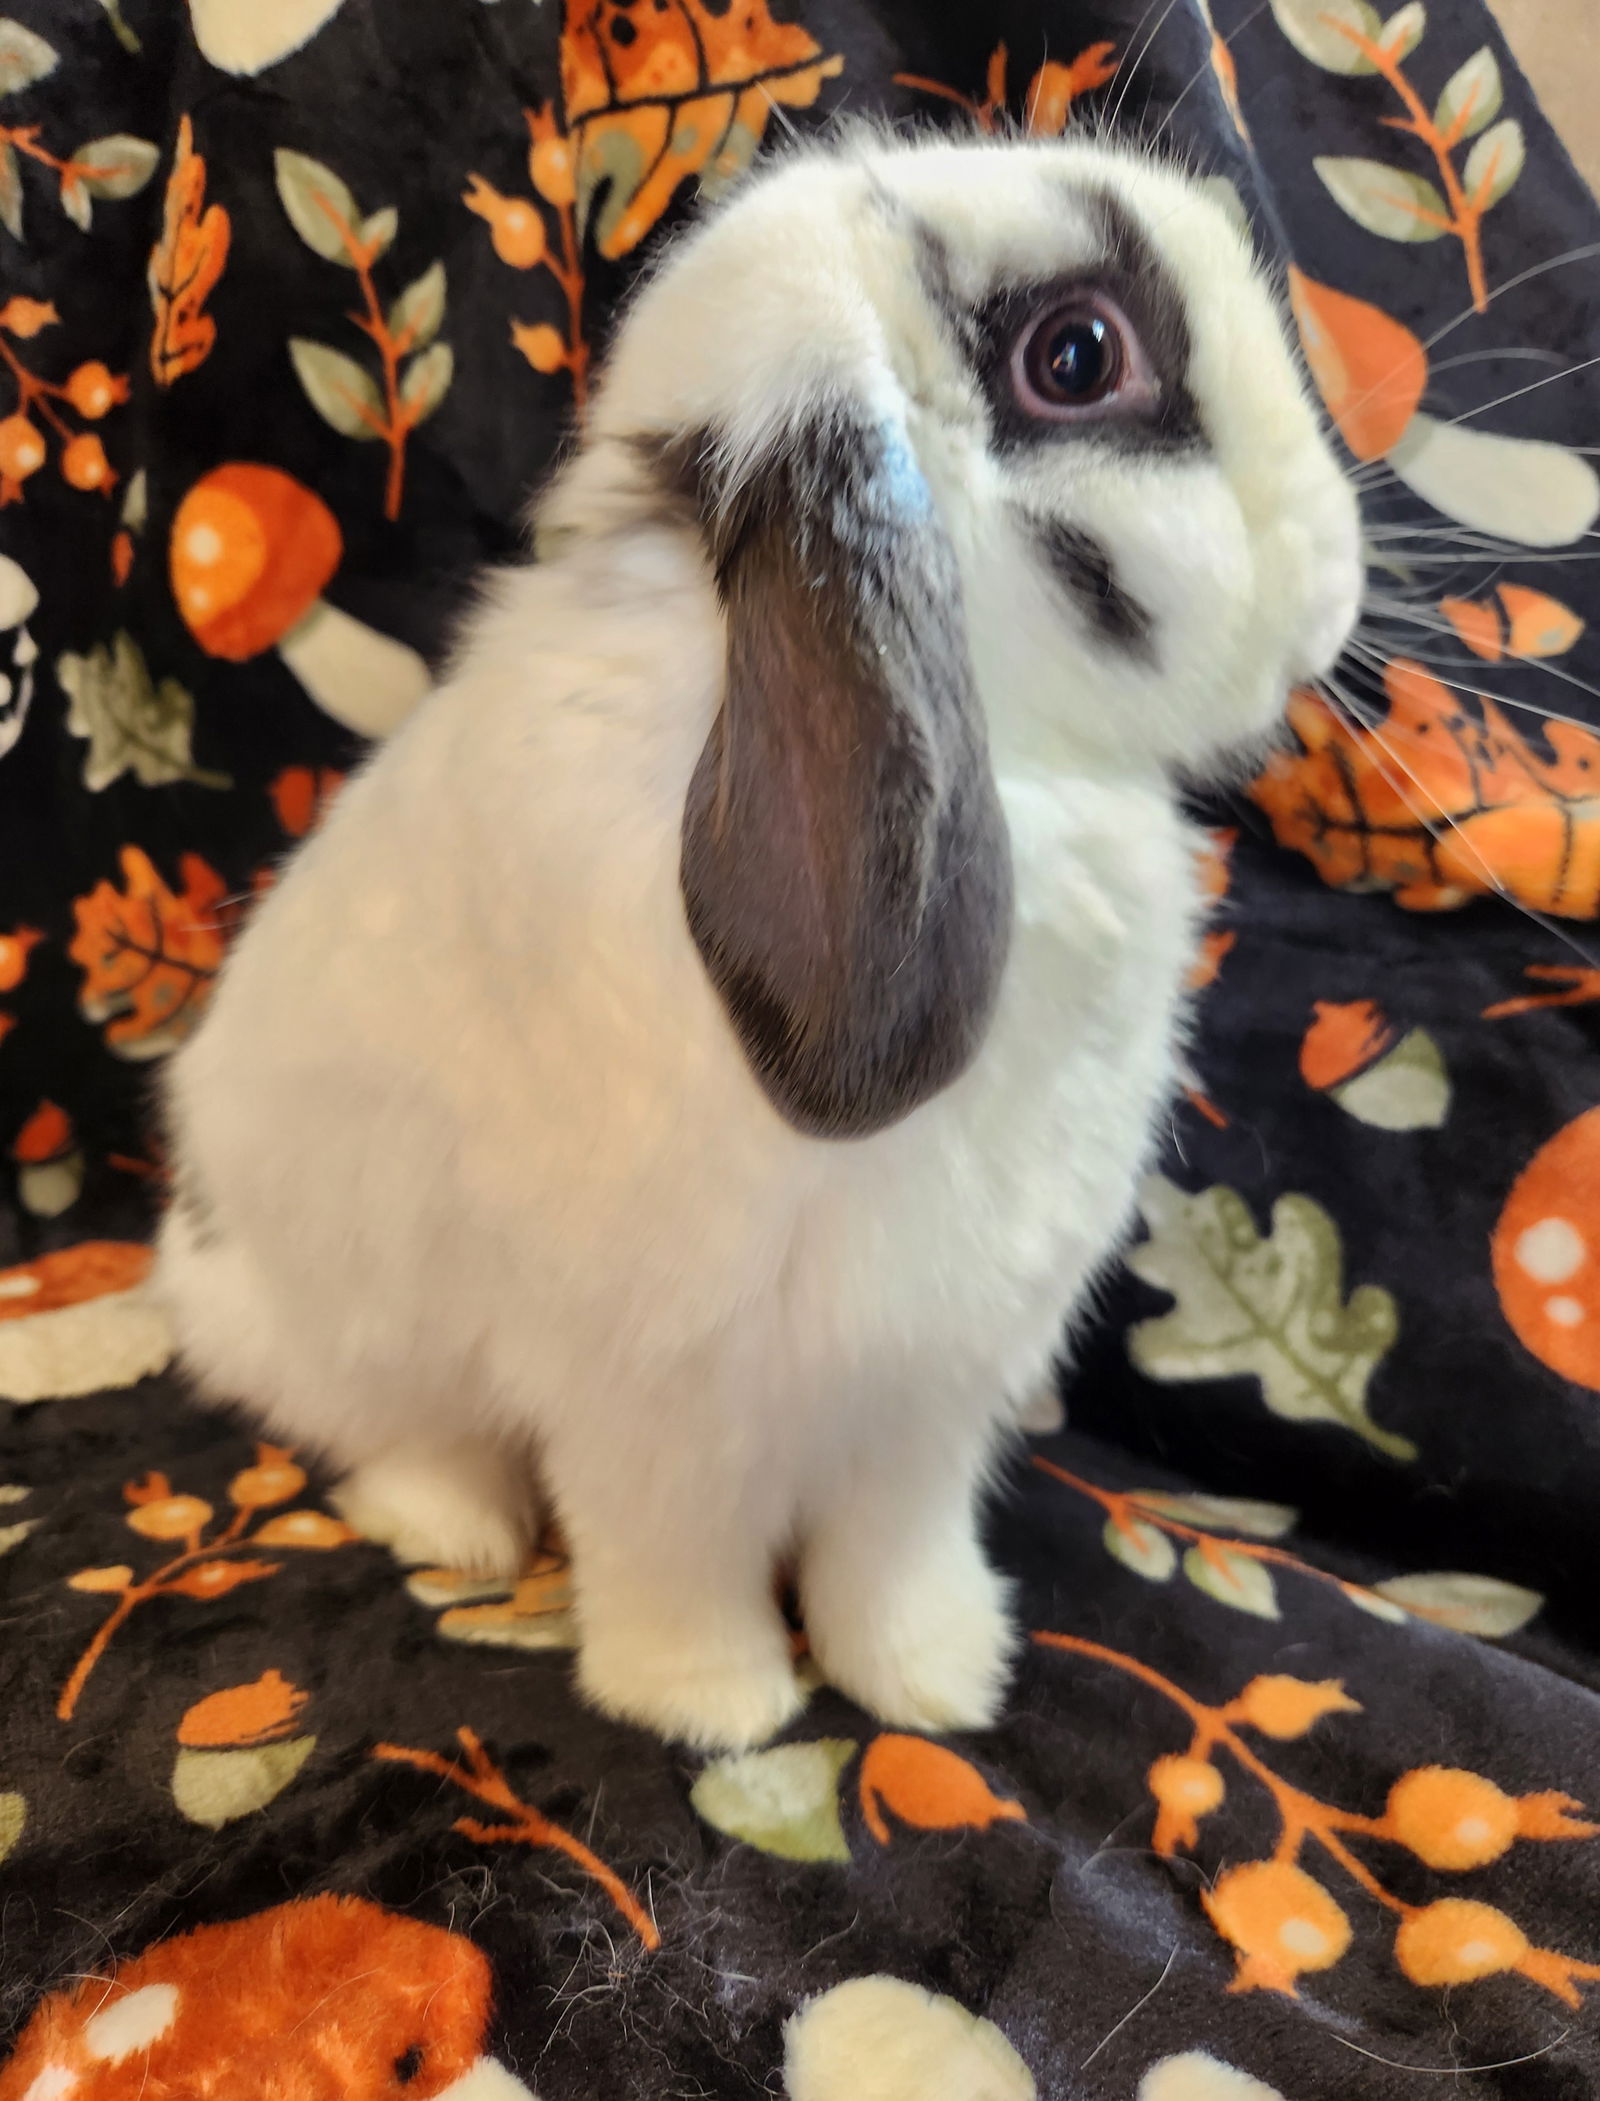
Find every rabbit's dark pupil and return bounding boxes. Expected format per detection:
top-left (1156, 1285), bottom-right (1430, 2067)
top-left (1046, 318), bottom-right (1110, 397)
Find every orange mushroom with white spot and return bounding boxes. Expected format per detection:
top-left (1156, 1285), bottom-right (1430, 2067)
top-left (1493, 1104), bottom-right (1600, 1388)
top-left (0, 1241), bottom-right (171, 1403)
top-left (0, 1893), bottom-right (539, 2098)
top-left (169, 461), bottom-right (429, 738)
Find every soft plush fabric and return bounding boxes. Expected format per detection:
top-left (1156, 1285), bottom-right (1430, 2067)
top-left (3, 1), bottom-right (1600, 2094)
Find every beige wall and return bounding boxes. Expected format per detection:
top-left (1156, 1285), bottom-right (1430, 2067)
top-left (1489, 0), bottom-right (1600, 193)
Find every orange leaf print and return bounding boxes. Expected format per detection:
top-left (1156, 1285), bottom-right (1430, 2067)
top-left (561, 0), bottom-right (843, 258)
top-left (858, 1734), bottom-right (1025, 1845)
top-left (1287, 270), bottom-right (1426, 461)
top-left (69, 845), bottom-right (227, 1056)
top-left (148, 116), bottom-right (230, 387)
top-left (1250, 669), bottom-right (1600, 917)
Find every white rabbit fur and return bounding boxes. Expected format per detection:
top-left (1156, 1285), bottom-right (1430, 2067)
top-left (156, 133), bottom-right (1361, 1751)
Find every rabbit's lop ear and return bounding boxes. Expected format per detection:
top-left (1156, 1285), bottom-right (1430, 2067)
top-left (671, 408), bottom-right (1013, 1141)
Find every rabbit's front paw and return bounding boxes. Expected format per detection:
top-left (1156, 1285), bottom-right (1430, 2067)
top-left (578, 1629), bottom-right (805, 1753)
top-left (813, 1560), bottom-right (1016, 1735)
top-left (333, 1441), bottom-right (537, 1579)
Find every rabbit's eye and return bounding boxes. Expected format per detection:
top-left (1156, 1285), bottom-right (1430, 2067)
top-left (1014, 299), bottom-right (1136, 417)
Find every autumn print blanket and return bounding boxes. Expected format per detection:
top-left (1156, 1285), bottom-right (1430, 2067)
top-left (3, 2), bottom-right (1600, 2096)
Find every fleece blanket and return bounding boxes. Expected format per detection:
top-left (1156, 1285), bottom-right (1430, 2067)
top-left (3, 1), bottom-right (1600, 2095)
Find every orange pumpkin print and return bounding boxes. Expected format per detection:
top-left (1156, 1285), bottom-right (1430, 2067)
top-left (1492, 1106), bottom-right (1600, 1387)
top-left (1251, 667), bottom-right (1600, 918)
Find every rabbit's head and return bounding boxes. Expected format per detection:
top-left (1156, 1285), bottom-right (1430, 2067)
top-left (549, 136), bottom-right (1362, 1141)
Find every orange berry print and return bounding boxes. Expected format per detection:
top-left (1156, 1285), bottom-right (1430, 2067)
top-left (0, 924), bottom-right (41, 992)
top-left (858, 1734), bottom-right (1025, 1845)
top-left (1492, 1106), bottom-right (1600, 1388)
top-left (0, 413), bottom-right (45, 484)
top-left (1233, 1676), bottom-right (1360, 1740)
top-left (254, 1509), bottom-right (358, 1549)
top-left (59, 431), bottom-right (114, 492)
top-left (228, 1443), bottom-right (307, 1509)
top-left (527, 114), bottom-right (575, 211)
top-left (63, 360), bottom-right (125, 418)
top-left (1148, 1752), bottom-right (1225, 1854)
top-left (1380, 1766), bottom-right (1595, 1873)
top-left (463, 175), bottom-right (547, 268)
top-left (0, 296), bottom-right (59, 338)
top-left (1202, 1860), bottom-right (1352, 1994)
top-left (1395, 1898), bottom-right (1528, 1986)
top-left (126, 1491), bottom-right (213, 1541)
top-left (1386, 1768), bottom-right (1518, 1870)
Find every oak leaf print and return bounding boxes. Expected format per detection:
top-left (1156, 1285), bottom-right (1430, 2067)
top-left (1128, 1176), bottom-right (1415, 1460)
top-left (69, 845), bottom-right (227, 1058)
top-left (58, 630), bottom-right (229, 791)
top-left (561, 0), bottom-right (843, 258)
top-left (148, 115), bottom-right (229, 386)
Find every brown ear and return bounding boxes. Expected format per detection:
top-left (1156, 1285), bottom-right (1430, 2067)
top-left (675, 411), bottom-right (1013, 1140)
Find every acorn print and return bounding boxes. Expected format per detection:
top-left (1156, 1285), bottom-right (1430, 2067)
top-left (1299, 1000), bottom-right (1450, 1130)
top-left (171, 1669), bottom-right (316, 1828)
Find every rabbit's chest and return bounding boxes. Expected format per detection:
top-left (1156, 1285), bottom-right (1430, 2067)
top-left (806, 790), bottom-right (1201, 1375)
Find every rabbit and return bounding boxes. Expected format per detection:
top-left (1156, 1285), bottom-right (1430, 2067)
top-left (155, 131), bottom-right (1362, 1753)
